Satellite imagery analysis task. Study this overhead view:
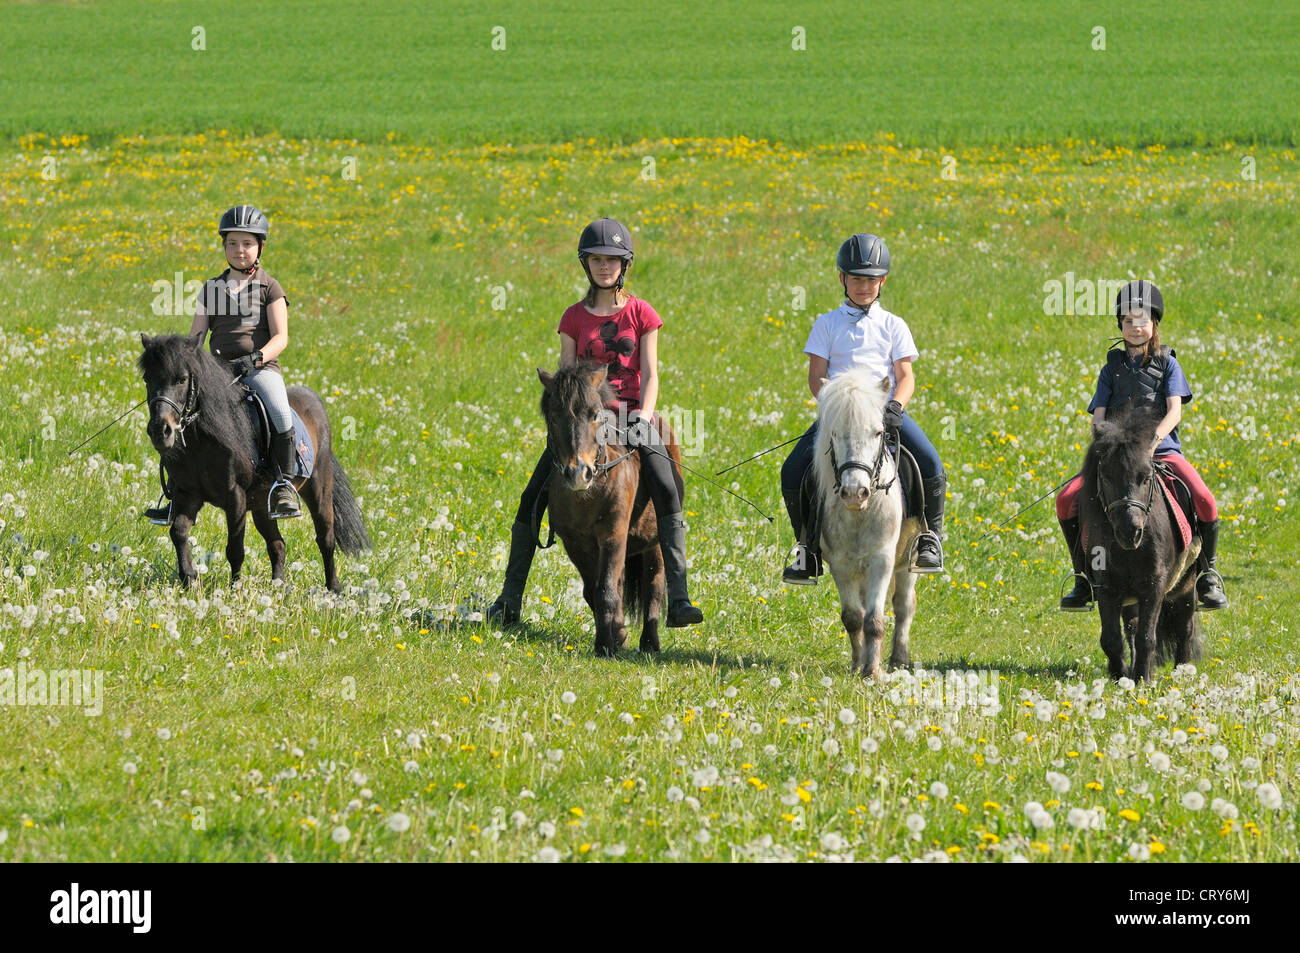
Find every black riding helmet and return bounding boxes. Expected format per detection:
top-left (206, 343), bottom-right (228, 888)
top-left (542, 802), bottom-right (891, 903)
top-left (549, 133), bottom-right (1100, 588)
top-left (1114, 279), bottom-right (1163, 329)
top-left (219, 205), bottom-right (269, 274)
top-left (578, 218), bottom-right (634, 292)
top-left (837, 233), bottom-right (890, 277)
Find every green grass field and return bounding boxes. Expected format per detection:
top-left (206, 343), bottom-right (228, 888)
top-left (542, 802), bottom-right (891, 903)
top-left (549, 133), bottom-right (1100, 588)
top-left (0, 2), bottom-right (1298, 862)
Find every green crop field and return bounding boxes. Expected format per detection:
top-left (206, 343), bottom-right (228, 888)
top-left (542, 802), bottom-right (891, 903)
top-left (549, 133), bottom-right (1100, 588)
top-left (0, 1), bottom-right (1297, 863)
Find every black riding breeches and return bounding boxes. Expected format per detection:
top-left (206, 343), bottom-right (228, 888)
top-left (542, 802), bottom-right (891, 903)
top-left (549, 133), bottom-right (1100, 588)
top-left (636, 426), bottom-right (682, 519)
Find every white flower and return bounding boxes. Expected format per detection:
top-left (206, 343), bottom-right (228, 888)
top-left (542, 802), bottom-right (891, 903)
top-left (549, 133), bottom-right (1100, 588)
top-left (929, 782), bottom-right (949, 800)
top-left (905, 813), bottom-right (926, 833)
top-left (538, 821), bottom-right (556, 838)
top-left (1117, 677), bottom-right (1135, 691)
top-left (861, 738), bottom-right (879, 753)
top-left (604, 843), bottom-right (627, 857)
top-left (1181, 792), bottom-right (1205, 811)
top-left (1046, 771), bottom-right (1071, 794)
top-left (821, 832), bottom-right (845, 852)
top-left (561, 691), bottom-right (577, 704)
top-left (838, 708), bottom-right (856, 725)
top-left (386, 812), bottom-right (411, 833)
top-left (927, 736), bottom-right (943, 751)
top-left (331, 825), bottom-right (351, 844)
top-left (1262, 732), bottom-right (1278, 747)
top-left (768, 677), bottom-right (782, 689)
top-left (1211, 799), bottom-right (1238, 820)
top-left (403, 760), bottom-right (419, 773)
top-left (1257, 783), bottom-right (1283, 811)
top-left (1210, 745), bottom-right (1229, 762)
top-left (1149, 752), bottom-right (1171, 772)
top-left (822, 739), bottom-right (841, 757)
top-left (510, 811), bottom-right (528, 829)
top-left (535, 846), bottom-right (561, 863)
top-left (350, 770), bottom-right (367, 786)
top-left (1127, 842), bottom-right (1150, 862)
top-left (694, 829), bottom-right (711, 844)
top-left (122, 762), bottom-right (138, 775)
top-left (406, 732), bottom-right (421, 749)
top-left (1029, 809), bottom-right (1054, 830)
top-left (666, 786), bottom-right (685, 803)
top-left (1066, 808), bottom-right (1092, 829)
top-left (156, 728), bottom-right (171, 741)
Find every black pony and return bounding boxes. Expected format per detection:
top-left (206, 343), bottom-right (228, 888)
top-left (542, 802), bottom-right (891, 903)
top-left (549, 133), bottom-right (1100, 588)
top-left (138, 333), bottom-right (369, 591)
top-left (1079, 405), bottom-right (1203, 681)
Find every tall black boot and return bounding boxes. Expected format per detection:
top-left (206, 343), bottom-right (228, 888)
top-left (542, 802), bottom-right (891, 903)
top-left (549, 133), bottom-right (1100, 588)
top-left (269, 427), bottom-right (301, 518)
top-left (912, 473), bottom-right (946, 573)
top-left (1058, 516), bottom-right (1093, 611)
top-left (659, 513), bottom-right (703, 627)
top-left (781, 487), bottom-right (821, 585)
top-left (487, 521), bottom-right (538, 625)
top-left (1196, 518), bottom-right (1228, 610)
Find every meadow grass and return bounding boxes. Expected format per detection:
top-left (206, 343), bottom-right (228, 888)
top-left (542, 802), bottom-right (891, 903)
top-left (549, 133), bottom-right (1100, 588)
top-left (1, 0), bottom-right (1298, 147)
top-left (0, 131), bottom-right (1297, 860)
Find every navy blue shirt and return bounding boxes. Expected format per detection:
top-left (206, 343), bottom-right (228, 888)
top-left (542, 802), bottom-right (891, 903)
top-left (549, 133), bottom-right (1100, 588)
top-left (1088, 350), bottom-right (1193, 454)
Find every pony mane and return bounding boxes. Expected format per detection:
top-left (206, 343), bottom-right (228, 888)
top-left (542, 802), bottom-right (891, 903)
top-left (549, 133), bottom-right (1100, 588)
top-left (1081, 404), bottom-right (1162, 498)
top-left (541, 362), bottom-right (616, 420)
top-left (139, 334), bottom-right (255, 458)
top-left (813, 372), bottom-right (890, 492)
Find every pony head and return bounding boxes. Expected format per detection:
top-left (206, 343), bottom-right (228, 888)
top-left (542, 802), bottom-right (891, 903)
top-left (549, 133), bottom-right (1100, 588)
top-left (814, 373), bottom-right (892, 510)
top-left (538, 363), bottom-right (616, 491)
top-left (138, 332), bottom-right (247, 455)
top-left (1083, 404), bottom-right (1163, 550)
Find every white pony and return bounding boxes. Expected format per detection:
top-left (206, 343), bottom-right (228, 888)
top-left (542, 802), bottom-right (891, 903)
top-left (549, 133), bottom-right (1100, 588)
top-left (813, 372), bottom-right (924, 677)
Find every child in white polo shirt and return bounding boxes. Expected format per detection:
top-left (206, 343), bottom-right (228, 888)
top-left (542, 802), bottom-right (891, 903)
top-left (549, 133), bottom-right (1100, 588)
top-left (780, 233), bottom-right (947, 583)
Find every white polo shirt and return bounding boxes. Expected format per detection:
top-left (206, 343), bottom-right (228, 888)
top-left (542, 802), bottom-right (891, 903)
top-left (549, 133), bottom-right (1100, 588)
top-left (804, 300), bottom-right (919, 391)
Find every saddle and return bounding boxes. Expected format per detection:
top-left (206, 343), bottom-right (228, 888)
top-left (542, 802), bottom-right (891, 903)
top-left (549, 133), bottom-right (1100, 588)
top-left (798, 439), bottom-right (923, 546)
top-left (242, 391), bottom-right (316, 479)
top-left (1154, 461), bottom-right (1194, 551)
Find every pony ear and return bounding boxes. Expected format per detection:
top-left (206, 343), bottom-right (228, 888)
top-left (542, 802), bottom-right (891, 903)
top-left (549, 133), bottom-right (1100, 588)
top-left (189, 330), bottom-right (205, 349)
top-left (878, 377), bottom-right (892, 395)
top-left (537, 368), bottom-right (554, 389)
top-left (588, 365), bottom-right (609, 387)
top-left (141, 333), bottom-right (152, 350)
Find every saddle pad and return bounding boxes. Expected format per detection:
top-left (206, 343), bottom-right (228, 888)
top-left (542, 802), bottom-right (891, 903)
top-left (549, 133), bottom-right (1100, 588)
top-left (1159, 476), bottom-right (1192, 551)
top-left (244, 399), bottom-right (316, 479)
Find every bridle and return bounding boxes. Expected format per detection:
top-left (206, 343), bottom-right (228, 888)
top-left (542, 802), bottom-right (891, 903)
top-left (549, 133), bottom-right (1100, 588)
top-left (1096, 460), bottom-right (1157, 543)
top-left (147, 374), bottom-right (200, 448)
top-left (827, 429), bottom-right (897, 496)
top-left (549, 411), bottom-right (636, 478)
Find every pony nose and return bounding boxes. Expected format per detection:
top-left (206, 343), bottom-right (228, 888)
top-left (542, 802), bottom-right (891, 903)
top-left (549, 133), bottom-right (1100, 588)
top-left (565, 463), bottom-right (594, 486)
top-left (839, 484), bottom-right (868, 503)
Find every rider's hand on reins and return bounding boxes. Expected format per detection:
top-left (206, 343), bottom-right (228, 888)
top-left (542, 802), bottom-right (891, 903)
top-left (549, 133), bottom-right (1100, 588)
top-left (883, 399), bottom-right (904, 431)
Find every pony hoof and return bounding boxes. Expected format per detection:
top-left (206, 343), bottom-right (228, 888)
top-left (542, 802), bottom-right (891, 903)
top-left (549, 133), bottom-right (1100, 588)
top-left (888, 653), bottom-right (910, 671)
top-left (595, 643), bottom-right (619, 659)
top-left (639, 636), bottom-right (661, 654)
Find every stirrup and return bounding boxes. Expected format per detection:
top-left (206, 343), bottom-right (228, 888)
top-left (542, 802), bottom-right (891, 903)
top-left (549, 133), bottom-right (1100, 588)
top-left (1058, 571), bottom-right (1095, 612)
top-left (268, 480), bottom-right (302, 520)
top-left (782, 544), bottom-right (822, 586)
top-left (908, 532), bottom-right (944, 575)
top-left (144, 498), bottom-right (173, 526)
top-left (1194, 568), bottom-right (1228, 612)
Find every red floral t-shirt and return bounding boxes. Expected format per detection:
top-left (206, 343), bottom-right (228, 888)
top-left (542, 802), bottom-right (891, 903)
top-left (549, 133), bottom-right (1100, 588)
top-left (557, 297), bottom-right (663, 408)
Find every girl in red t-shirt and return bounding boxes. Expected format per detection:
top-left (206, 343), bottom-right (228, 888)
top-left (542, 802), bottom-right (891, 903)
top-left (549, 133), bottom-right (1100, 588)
top-left (488, 218), bottom-right (704, 628)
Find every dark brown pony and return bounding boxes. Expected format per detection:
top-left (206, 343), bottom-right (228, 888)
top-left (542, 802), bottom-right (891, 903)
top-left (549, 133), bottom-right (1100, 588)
top-left (138, 332), bottom-right (370, 591)
top-left (1079, 405), bottom-right (1203, 681)
top-left (537, 363), bottom-right (685, 657)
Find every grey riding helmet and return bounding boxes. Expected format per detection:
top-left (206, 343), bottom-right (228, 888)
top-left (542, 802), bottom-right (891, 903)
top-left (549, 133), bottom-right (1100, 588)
top-left (837, 233), bottom-right (890, 276)
top-left (578, 218), bottom-right (633, 288)
top-left (219, 205), bottom-right (269, 238)
top-left (1114, 279), bottom-right (1164, 328)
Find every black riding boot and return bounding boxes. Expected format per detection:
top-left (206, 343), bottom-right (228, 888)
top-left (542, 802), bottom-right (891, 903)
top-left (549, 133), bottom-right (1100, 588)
top-left (913, 473), bottom-right (946, 573)
top-left (659, 514), bottom-right (704, 627)
top-left (269, 427), bottom-right (301, 519)
top-left (487, 521), bottom-right (538, 625)
top-left (1196, 518), bottom-right (1228, 610)
top-left (781, 488), bottom-right (823, 585)
top-left (1058, 516), bottom-right (1093, 611)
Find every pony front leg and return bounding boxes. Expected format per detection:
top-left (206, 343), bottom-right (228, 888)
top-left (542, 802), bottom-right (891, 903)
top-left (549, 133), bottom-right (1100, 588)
top-left (251, 507), bottom-right (287, 584)
top-left (889, 567), bottom-right (918, 670)
top-left (832, 572), bottom-right (870, 676)
top-left (1096, 593), bottom-right (1127, 680)
top-left (168, 496), bottom-right (203, 588)
top-left (224, 490), bottom-right (248, 584)
top-left (593, 538), bottom-right (629, 658)
top-left (1132, 599), bottom-right (1161, 683)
